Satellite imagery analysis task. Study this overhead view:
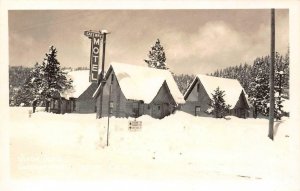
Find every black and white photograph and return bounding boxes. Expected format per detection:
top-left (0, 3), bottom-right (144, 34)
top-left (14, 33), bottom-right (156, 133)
top-left (1, 1), bottom-right (300, 191)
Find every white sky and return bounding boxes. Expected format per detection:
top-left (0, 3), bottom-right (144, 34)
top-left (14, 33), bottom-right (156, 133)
top-left (9, 9), bottom-right (289, 75)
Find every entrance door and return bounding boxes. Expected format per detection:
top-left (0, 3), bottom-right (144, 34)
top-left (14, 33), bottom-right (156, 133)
top-left (151, 104), bottom-right (162, 119)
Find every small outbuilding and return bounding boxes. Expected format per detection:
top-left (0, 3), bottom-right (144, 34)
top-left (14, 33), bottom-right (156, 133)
top-left (182, 74), bottom-right (250, 118)
top-left (50, 70), bottom-right (98, 114)
top-left (93, 62), bottom-right (185, 119)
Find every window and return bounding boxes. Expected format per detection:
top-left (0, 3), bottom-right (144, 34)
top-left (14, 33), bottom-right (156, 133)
top-left (158, 105), bottom-right (160, 110)
top-left (109, 101), bottom-right (113, 114)
top-left (73, 101), bottom-right (76, 111)
top-left (133, 102), bottom-right (139, 109)
top-left (195, 106), bottom-right (201, 116)
top-left (197, 83), bottom-right (200, 92)
top-left (132, 102), bottom-right (139, 117)
top-left (111, 74), bottom-right (114, 84)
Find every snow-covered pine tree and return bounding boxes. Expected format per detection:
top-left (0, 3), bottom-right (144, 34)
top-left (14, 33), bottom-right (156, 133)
top-left (40, 46), bottom-right (73, 102)
top-left (208, 87), bottom-right (231, 118)
top-left (13, 63), bottom-right (45, 106)
top-left (144, 39), bottom-right (168, 70)
top-left (248, 57), bottom-right (270, 117)
top-left (248, 53), bottom-right (288, 119)
top-left (173, 74), bottom-right (195, 94)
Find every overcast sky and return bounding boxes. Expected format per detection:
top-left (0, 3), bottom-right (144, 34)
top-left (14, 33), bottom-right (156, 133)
top-left (9, 9), bottom-right (289, 75)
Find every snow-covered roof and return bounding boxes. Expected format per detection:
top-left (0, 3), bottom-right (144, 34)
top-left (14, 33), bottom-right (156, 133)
top-left (61, 70), bottom-right (92, 99)
top-left (94, 62), bottom-right (185, 105)
top-left (185, 74), bottom-right (248, 108)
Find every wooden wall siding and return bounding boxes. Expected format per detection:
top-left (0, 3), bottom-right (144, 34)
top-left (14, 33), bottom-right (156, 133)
top-left (143, 104), bottom-right (151, 116)
top-left (230, 91), bottom-right (249, 118)
top-left (50, 99), bottom-right (60, 113)
top-left (234, 91), bottom-right (249, 110)
top-left (186, 79), bottom-right (199, 102)
top-left (76, 99), bottom-right (96, 113)
top-left (97, 70), bottom-right (127, 118)
top-left (183, 78), bottom-right (250, 118)
top-left (124, 100), bottom-right (144, 118)
top-left (150, 82), bottom-right (177, 119)
top-left (182, 79), bottom-right (211, 116)
top-left (78, 83), bottom-right (98, 100)
top-left (95, 87), bottom-right (102, 118)
top-left (151, 82), bottom-right (176, 105)
top-left (50, 98), bottom-right (70, 114)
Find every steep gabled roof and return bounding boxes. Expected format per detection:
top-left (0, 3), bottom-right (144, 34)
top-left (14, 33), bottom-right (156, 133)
top-left (184, 74), bottom-right (249, 109)
top-left (93, 62), bottom-right (185, 105)
top-left (61, 70), bottom-right (92, 99)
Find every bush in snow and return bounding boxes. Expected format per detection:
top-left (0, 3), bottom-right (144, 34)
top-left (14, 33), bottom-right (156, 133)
top-left (208, 87), bottom-right (231, 118)
top-left (144, 39), bottom-right (168, 70)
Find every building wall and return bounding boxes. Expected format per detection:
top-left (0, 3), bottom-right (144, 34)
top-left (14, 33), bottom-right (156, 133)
top-left (181, 78), bottom-right (211, 116)
top-left (230, 91), bottom-right (249, 118)
top-left (76, 99), bottom-right (96, 113)
top-left (150, 82), bottom-right (177, 119)
top-left (96, 71), bottom-right (177, 119)
top-left (182, 79), bottom-right (250, 118)
top-left (74, 83), bottom-right (98, 113)
top-left (97, 70), bottom-right (128, 118)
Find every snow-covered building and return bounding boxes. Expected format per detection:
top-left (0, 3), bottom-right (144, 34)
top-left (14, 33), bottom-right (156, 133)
top-left (50, 70), bottom-right (98, 114)
top-left (182, 74), bottom-right (250, 118)
top-left (93, 62), bottom-right (185, 119)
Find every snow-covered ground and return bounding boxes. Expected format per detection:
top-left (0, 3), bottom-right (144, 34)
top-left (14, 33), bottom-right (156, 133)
top-left (9, 107), bottom-right (300, 191)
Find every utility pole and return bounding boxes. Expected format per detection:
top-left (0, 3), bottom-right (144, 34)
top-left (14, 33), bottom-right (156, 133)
top-left (268, 9), bottom-right (275, 140)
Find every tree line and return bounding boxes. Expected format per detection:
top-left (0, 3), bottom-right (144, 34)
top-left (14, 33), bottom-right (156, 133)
top-left (209, 50), bottom-right (289, 119)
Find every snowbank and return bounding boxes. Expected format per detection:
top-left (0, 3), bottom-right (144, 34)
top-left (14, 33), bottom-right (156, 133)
top-left (9, 107), bottom-right (300, 191)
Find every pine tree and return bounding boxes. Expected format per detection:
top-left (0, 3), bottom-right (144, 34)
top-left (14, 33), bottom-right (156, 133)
top-left (13, 46), bottom-right (73, 107)
top-left (248, 53), bottom-right (288, 119)
top-left (208, 87), bottom-right (231, 118)
top-left (13, 63), bottom-right (44, 106)
top-left (40, 46), bottom-right (73, 101)
top-left (248, 57), bottom-right (270, 117)
top-left (173, 73), bottom-right (195, 94)
top-left (144, 39), bottom-right (168, 69)
top-left (208, 49), bottom-right (289, 119)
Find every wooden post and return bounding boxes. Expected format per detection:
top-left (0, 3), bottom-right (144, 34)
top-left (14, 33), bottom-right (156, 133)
top-left (268, 9), bottom-right (275, 140)
top-left (107, 84), bottom-right (111, 147)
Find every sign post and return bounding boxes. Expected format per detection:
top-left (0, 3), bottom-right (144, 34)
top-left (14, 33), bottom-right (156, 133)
top-left (128, 119), bottom-right (142, 131)
top-left (84, 31), bottom-right (103, 83)
top-left (84, 30), bottom-right (109, 119)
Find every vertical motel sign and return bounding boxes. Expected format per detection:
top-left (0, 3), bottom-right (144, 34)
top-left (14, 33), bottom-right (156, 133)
top-left (84, 31), bottom-right (102, 83)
